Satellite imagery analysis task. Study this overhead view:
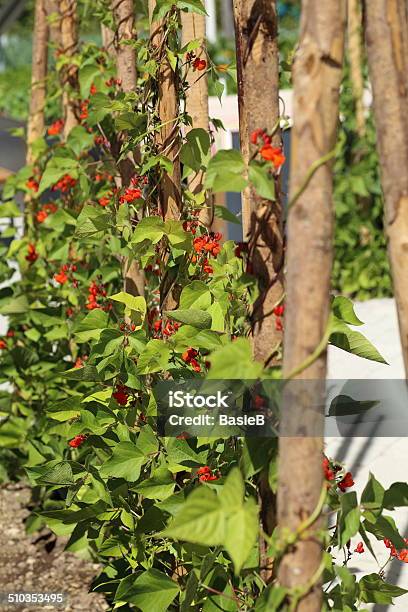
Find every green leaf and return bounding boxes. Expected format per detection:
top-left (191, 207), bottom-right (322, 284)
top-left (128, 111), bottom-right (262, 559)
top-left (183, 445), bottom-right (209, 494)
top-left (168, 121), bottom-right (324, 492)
top-left (0, 295), bottom-right (29, 314)
top-left (213, 204), bottom-right (241, 225)
top-left (329, 317), bottom-right (388, 364)
top-left (205, 150), bottom-right (247, 193)
top-left (163, 219), bottom-right (191, 248)
top-left (164, 468), bottom-right (258, 573)
top-left (110, 292), bottom-right (147, 323)
top-left (207, 338), bottom-right (263, 379)
top-left (137, 340), bottom-right (171, 374)
top-left (115, 112), bottom-right (147, 133)
top-left (248, 160), bottom-right (276, 201)
top-left (166, 309), bottom-right (212, 330)
top-left (176, 0), bottom-right (207, 15)
top-left (99, 442), bottom-right (148, 482)
top-left (179, 281), bottom-right (212, 310)
top-left (332, 296), bottom-right (364, 326)
top-left (73, 310), bottom-right (109, 343)
top-left (180, 128), bottom-right (211, 173)
top-left (116, 569), bottom-right (180, 611)
top-left (338, 491), bottom-right (360, 547)
top-left (165, 438), bottom-right (207, 468)
top-left (132, 217), bottom-right (165, 244)
top-left (66, 125), bottom-right (94, 155)
top-left (359, 574), bottom-right (408, 605)
top-left (75, 204), bottom-right (110, 238)
top-left (133, 467), bottom-right (175, 500)
top-left (361, 473), bottom-right (385, 510)
top-left (384, 482), bottom-right (408, 509)
top-left (36, 462), bottom-right (74, 486)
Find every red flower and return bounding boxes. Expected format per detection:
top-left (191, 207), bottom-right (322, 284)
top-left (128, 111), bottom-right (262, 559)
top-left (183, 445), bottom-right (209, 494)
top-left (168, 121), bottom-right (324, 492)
top-left (273, 304), bottom-right (285, 317)
top-left (354, 542), bottom-right (364, 554)
top-left (25, 243), bottom-right (39, 263)
top-left (338, 471), bottom-right (354, 492)
top-left (182, 348), bottom-right (198, 364)
top-left (26, 178), bottom-right (39, 192)
top-left (54, 270), bottom-right (69, 285)
top-left (113, 384), bottom-right (129, 406)
top-left (251, 129), bottom-right (271, 146)
top-left (69, 434), bottom-right (86, 448)
top-left (275, 317), bottom-right (283, 332)
top-left (98, 196), bottom-right (111, 207)
top-left (384, 539), bottom-right (408, 562)
top-left (6, 330), bottom-right (14, 338)
top-left (260, 145), bottom-right (286, 170)
top-left (90, 83), bottom-right (97, 95)
top-left (254, 395), bottom-right (266, 409)
top-left (197, 466), bottom-right (218, 482)
top-left (36, 209), bottom-right (48, 223)
top-left (48, 119), bottom-right (64, 136)
top-left (322, 457), bottom-right (335, 482)
top-left (74, 357), bottom-right (84, 368)
top-left (193, 58), bottom-right (207, 71)
top-left (176, 431), bottom-right (190, 440)
top-left (119, 187), bottom-right (142, 204)
top-left (53, 174), bottom-right (76, 193)
top-left (0, 339), bottom-right (6, 350)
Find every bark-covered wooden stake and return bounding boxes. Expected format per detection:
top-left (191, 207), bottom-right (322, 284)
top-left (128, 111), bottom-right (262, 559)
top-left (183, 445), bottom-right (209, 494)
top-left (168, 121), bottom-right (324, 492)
top-left (233, 0), bottom-right (284, 366)
top-left (181, 10), bottom-right (212, 226)
top-left (27, 0), bottom-right (49, 166)
top-left (149, 0), bottom-right (181, 220)
top-left (277, 1), bottom-right (346, 610)
top-left (58, 0), bottom-right (79, 138)
top-left (111, 0), bottom-right (145, 299)
top-left (233, 0), bottom-right (284, 582)
top-left (363, 0), bottom-right (408, 377)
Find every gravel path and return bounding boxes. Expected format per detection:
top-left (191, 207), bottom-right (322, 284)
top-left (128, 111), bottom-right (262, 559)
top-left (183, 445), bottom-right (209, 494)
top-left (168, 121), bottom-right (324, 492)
top-left (0, 485), bottom-right (108, 612)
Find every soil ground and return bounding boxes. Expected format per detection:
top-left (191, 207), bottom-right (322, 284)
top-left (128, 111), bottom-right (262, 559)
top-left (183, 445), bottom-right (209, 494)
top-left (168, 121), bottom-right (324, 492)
top-left (0, 484), bottom-right (108, 612)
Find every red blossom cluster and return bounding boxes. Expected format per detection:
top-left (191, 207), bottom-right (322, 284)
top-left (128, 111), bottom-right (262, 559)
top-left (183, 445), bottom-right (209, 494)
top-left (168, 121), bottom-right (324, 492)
top-left (234, 241), bottom-right (248, 259)
top-left (48, 119), bottom-right (64, 136)
top-left (153, 319), bottom-right (181, 338)
top-left (105, 77), bottom-right (122, 88)
top-left (273, 303), bottom-right (285, 332)
top-left (98, 195), bottom-right (111, 207)
top-left (54, 263), bottom-right (77, 285)
top-left (113, 384), bottom-right (130, 406)
top-left (182, 347), bottom-right (201, 372)
top-left (384, 538), bottom-right (408, 563)
top-left (25, 243), bottom-right (39, 263)
top-left (197, 466), bottom-right (218, 482)
top-left (53, 174), bottom-right (77, 193)
top-left (86, 280), bottom-right (107, 310)
top-left (120, 321), bottom-right (137, 333)
top-left (182, 220), bottom-right (198, 235)
top-left (69, 434), bottom-right (87, 448)
top-left (119, 177), bottom-right (145, 205)
top-left (323, 457), bottom-right (354, 491)
top-left (74, 356), bottom-right (88, 368)
top-left (36, 202), bottom-right (58, 223)
top-left (0, 339), bottom-right (6, 350)
top-left (94, 135), bottom-right (110, 147)
top-left (251, 129), bottom-right (286, 170)
top-left (26, 177), bottom-right (39, 192)
top-left (193, 58), bottom-right (207, 71)
top-left (354, 542), bottom-right (365, 554)
top-left (79, 99), bottom-right (89, 121)
top-left (192, 232), bottom-right (222, 275)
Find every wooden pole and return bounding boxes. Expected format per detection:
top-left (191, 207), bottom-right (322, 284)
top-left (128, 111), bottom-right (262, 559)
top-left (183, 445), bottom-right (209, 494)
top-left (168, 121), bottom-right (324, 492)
top-left (363, 0), bottom-right (408, 377)
top-left (58, 0), bottom-right (79, 138)
top-left (149, 0), bottom-right (181, 220)
top-left (27, 0), bottom-right (49, 166)
top-left (181, 9), bottom-right (211, 225)
top-left (111, 0), bottom-right (144, 299)
top-left (233, 0), bottom-right (284, 365)
top-left (348, 0), bottom-right (365, 137)
top-left (277, 1), bottom-right (346, 610)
